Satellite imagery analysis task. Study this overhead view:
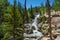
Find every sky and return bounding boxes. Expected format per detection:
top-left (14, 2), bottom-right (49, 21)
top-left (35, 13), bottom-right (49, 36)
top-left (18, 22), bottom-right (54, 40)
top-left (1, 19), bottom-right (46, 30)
top-left (8, 0), bottom-right (54, 9)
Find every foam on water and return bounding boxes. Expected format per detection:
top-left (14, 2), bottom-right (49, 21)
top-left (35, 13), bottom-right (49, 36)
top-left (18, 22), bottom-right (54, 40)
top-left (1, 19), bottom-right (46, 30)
top-left (24, 13), bottom-right (43, 40)
top-left (32, 14), bottom-right (40, 30)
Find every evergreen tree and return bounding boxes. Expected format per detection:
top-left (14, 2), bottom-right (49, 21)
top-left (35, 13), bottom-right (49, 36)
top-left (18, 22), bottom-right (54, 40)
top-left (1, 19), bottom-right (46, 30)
top-left (53, 0), bottom-right (60, 11)
top-left (30, 5), bottom-right (34, 19)
top-left (12, 0), bottom-right (17, 40)
top-left (0, 2), bottom-right (4, 40)
top-left (0, 0), bottom-right (24, 40)
top-left (0, 0), bottom-right (9, 40)
top-left (18, 1), bottom-right (24, 40)
top-left (24, 0), bottom-right (29, 23)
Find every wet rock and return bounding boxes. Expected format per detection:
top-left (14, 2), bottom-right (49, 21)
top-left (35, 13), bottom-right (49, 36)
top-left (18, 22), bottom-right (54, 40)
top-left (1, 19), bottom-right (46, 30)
top-left (53, 35), bottom-right (57, 39)
top-left (55, 36), bottom-right (60, 40)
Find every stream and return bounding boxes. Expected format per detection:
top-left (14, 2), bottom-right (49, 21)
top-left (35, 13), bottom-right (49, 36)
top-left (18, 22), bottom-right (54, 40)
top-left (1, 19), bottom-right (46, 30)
top-left (24, 13), bottom-right (43, 40)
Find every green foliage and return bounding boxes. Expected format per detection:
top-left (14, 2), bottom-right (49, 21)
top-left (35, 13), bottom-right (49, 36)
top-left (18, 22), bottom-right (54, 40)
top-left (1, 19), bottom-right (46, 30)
top-left (40, 3), bottom-right (46, 13)
top-left (40, 16), bottom-right (46, 23)
top-left (53, 0), bottom-right (60, 11)
top-left (30, 5), bottom-right (35, 19)
top-left (0, 0), bottom-right (24, 40)
top-left (0, 0), bottom-right (59, 40)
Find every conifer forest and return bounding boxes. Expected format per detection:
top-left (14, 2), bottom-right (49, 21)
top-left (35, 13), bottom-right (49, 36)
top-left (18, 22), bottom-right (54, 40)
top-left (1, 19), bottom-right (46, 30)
top-left (0, 0), bottom-right (60, 40)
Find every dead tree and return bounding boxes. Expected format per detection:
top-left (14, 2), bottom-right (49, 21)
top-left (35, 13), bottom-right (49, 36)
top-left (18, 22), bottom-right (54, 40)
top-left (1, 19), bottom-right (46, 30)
top-left (46, 0), bottom-right (53, 40)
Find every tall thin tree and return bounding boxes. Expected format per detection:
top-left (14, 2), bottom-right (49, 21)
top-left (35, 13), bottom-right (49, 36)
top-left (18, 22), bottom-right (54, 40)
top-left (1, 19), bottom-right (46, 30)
top-left (46, 0), bottom-right (53, 40)
top-left (30, 5), bottom-right (34, 19)
top-left (18, 1), bottom-right (24, 40)
top-left (24, 0), bottom-right (29, 23)
top-left (24, 0), bottom-right (26, 22)
top-left (0, 4), bottom-right (3, 25)
top-left (13, 0), bottom-right (17, 40)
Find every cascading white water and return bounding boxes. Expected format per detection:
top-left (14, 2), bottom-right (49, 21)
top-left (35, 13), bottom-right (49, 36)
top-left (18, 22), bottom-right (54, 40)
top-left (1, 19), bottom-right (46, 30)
top-left (32, 14), bottom-right (40, 30)
top-left (24, 13), bottom-right (43, 40)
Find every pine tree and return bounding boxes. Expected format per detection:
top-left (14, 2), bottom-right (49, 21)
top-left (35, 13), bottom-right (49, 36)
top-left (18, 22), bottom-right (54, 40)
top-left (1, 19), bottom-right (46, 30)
top-left (18, 1), bottom-right (24, 40)
top-left (0, 1), bottom-right (4, 40)
top-left (0, 0), bottom-right (24, 40)
top-left (24, 0), bottom-right (29, 23)
top-left (30, 5), bottom-right (34, 19)
top-left (53, 0), bottom-right (60, 11)
top-left (0, 3), bottom-right (3, 24)
top-left (35, 7), bottom-right (38, 13)
top-left (18, 1), bottom-right (23, 18)
top-left (0, 0), bottom-right (9, 40)
top-left (13, 0), bottom-right (17, 40)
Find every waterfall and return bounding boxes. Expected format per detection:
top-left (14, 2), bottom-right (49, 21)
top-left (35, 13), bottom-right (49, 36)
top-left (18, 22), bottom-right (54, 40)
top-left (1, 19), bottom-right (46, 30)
top-left (32, 14), bottom-right (40, 30)
top-left (24, 13), bottom-right (43, 40)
